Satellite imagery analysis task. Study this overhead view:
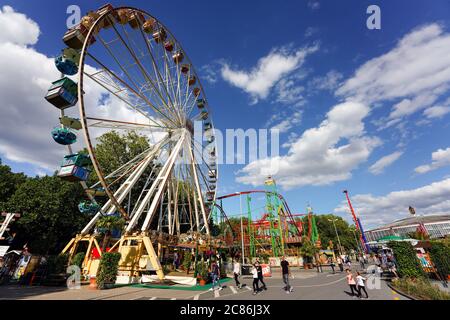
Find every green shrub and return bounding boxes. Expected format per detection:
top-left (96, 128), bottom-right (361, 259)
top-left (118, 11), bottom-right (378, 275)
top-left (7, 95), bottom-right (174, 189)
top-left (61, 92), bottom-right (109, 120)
top-left (71, 252), bottom-right (85, 269)
top-left (392, 277), bottom-right (450, 300)
top-left (429, 241), bottom-right (450, 279)
top-left (182, 253), bottom-right (192, 271)
top-left (96, 252), bottom-right (121, 289)
top-left (46, 253), bottom-right (69, 274)
top-left (388, 241), bottom-right (425, 278)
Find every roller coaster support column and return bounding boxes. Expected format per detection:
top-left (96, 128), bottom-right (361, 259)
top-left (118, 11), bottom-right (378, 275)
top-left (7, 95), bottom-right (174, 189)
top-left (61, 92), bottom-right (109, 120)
top-left (246, 195), bottom-right (256, 259)
top-left (265, 176), bottom-right (282, 257)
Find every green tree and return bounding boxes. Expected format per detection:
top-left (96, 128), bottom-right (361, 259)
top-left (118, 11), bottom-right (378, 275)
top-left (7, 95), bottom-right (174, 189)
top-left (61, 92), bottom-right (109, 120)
top-left (388, 241), bottom-right (425, 279)
top-left (302, 214), bottom-right (359, 252)
top-left (88, 130), bottom-right (149, 183)
top-left (6, 175), bottom-right (88, 254)
top-left (96, 215), bottom-right (125, 252)
top-left (0, 159), bottom-right (27, 211)
top-left (300, 236), bottom-right (319, 263)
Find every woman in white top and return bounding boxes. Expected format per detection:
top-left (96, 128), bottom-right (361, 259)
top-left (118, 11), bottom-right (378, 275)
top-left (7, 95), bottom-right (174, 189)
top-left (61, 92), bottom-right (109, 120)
top-left (356, 271), bottom-right (368, 299)
top-left (233, 260), bottom-right (242, 289)
top-left (251, 264), bottom-right (259, 295)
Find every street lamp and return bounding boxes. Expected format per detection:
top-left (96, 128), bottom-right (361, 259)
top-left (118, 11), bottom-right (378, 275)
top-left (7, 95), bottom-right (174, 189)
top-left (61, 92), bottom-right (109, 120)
top-left (328, 218), bottom-right (343, 256)
top-left (350, 226), bottom-right (361, 254)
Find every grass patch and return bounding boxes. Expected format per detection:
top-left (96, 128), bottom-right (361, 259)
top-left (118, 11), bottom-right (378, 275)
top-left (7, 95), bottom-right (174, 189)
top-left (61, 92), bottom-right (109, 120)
top-left (392, 277), bottom-right (450, 300)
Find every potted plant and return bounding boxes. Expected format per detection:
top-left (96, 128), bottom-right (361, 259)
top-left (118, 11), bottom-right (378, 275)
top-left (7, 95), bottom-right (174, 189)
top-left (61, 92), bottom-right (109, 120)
top-left (197, 261), bottom-right (208, 286)
top-left (96, 252), bottom-right (121, 289)
top-left (182, 252), bottom-right (192, 275)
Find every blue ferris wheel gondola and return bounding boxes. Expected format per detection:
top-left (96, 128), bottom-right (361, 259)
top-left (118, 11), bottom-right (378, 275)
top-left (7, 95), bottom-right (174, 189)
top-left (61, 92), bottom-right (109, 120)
top-left (54, 55), bottom-right (78, 76)
top-left (51, 127), bottom-right (77, 145)
top-left (78, 201), bottom-right (100, 215)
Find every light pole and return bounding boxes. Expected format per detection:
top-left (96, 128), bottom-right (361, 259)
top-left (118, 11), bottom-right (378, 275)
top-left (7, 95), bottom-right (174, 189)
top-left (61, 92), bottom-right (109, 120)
top-left (350, 226), bottom-right (361, 254)
top-left (328, 218), bottom-right (343, 256)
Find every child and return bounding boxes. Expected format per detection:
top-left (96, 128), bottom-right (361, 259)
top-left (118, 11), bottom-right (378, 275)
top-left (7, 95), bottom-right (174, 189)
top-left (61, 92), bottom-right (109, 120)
top-left (356, 271), bottom-right (368, 299)
top-left (346, 269), bottom-right (358, 297)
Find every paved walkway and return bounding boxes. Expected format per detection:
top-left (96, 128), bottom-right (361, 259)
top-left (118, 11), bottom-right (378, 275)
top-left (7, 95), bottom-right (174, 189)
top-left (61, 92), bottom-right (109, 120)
top-left (0, 265), bottom-right (408, 300)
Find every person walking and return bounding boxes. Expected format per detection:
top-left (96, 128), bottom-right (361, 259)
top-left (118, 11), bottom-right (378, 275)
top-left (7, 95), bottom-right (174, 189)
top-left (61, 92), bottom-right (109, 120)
top-left (280, 256), bottom-right (293, 293)
top-left (356, 271), bottom-right (368, 299)
top-left (346, 256), bottom-right (352, 270)
top-left (233, 259), bottom-right (242, 289)
top-left (359, 255), bottom-right (365, 270)
top-left (255, 261), bottom-right (267, 291)
top-left (329, 258), bottom-right (336, 274)
top-left (209, 260), bottom-right (223, 291)
top-left (337, 256), bottom-right (344, 272)
top-left (251, 264), bottom-right (259, 295)
top-left (346, 269), bottom-right (358, 297)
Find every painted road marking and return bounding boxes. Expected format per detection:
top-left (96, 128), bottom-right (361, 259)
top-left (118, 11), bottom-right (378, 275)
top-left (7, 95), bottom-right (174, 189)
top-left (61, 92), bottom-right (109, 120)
top-left (245, 286), bottom-right (252, 291)
top-left (230, 286), bottom-right (237, 294)
top-left (149, 297), bottom-right (157, 300)
top-left (214, 289), bottom-right (220, 298)
top-left (193, 294), bottom-right (200, 300)
top-left (171, 298), bottom-right (177, 300)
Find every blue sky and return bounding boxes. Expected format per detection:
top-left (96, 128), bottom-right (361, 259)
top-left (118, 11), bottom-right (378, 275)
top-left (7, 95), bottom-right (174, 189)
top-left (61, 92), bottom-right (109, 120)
top-left (1, 0), bottom-right (450, 229)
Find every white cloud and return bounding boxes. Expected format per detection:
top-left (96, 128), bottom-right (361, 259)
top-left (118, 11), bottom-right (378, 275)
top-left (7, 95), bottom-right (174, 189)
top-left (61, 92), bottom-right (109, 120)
top-left (274, 75), bottom-right (306, 107)
top-left (200, 63), bottom-right (219, 84)
top-left (414, 147), bottom-right (450, 174)
top-left (304, 27), bottom-right (319, 38)
top-left (0, 7), bottom-right (164, 174)
top-left (423, 105), bottom-right (450, 119)
top-left (368, 151), bottom-right (403, 175)
top-left (307, 1), bottom-right (320, 10)
top-left (221, 45), bottom-right (318, 103)
top-left (309, 70), bottom-right (343, 92)
top-left (0, 6), bottom-right (39, 46)
top-left (237, 101), bottom-right (381, 189)
top-left (334, 178), bottom-right (450, 227)
top-left (270, 111), bottom-right (302, 134)
top-left (337, 23), bottom-right (450, 123)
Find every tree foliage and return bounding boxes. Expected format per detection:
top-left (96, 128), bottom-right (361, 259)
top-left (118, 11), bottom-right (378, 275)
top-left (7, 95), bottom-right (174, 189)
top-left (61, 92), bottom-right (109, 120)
top-left (429, 241), bottom-right (450, 278)
top-left (88, 130), bottom-right (150, 183)
top-left (96, 252), bottom-right (121, 289)
top-left (302, 214), bottom-right (360, 251)
top-left (388, 241), bottom-right (425, 279)
top-left (6, 175), bottom-right (88, 254)
top-left (0, 159), bottom-right (27, 211)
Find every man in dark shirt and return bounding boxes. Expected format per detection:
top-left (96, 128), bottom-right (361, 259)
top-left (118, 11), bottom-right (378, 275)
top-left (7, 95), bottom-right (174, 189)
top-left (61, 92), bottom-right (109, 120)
top-left (255, 260), bottom-right (267, 291)
top-left (280, 256), bottom-right (293, 293)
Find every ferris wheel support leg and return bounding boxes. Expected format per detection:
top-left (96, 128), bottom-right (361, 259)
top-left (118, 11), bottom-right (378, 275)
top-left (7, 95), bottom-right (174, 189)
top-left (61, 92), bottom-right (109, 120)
top-left (80, 142), bottom-right (165, 236)
top-left (188, 141), bottom-right (210, 235)
top-left (126, 131), bottom-right (185, 232)
top-left (143, 236), bottom-right (165, 280)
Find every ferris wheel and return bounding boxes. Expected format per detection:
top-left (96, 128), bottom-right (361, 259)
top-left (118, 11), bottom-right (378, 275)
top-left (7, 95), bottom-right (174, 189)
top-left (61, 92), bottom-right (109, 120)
top-left (46, 5), bottom-right (218, 242)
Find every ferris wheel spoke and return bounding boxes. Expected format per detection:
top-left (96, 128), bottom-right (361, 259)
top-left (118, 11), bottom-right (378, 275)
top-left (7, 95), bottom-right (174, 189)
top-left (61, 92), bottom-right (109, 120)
top-left (86, 116), bottom-right (167, 131)
top-left (86, 52), bottom-right (177, 127)
top-left (84, 71), bottom-right (163, 127)
top-left (96, 34), bottom-right (143, 97)
top-left (135, 25), bottom-right (183, 123)
top-left (118, 21), bottom-right (183, 123)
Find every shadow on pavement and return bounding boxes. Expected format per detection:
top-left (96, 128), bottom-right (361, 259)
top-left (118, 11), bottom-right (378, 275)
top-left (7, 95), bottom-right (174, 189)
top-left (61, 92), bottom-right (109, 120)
top-left (0, 284), bottom-right (68, 300)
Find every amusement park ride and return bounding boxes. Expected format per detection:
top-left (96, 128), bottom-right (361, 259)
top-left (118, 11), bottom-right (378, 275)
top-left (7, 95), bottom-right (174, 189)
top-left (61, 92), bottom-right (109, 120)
top-left (43, 4), bottom-right (368, 284)
top-left (45, 4), bottom-right (219, 282)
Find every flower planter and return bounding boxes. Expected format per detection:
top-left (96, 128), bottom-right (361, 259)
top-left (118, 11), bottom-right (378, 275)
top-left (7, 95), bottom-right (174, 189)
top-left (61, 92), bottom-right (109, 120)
top-left (89, 277), bottom-right (97, 290)
top-left (199, 279), bottom-right (206, 286)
